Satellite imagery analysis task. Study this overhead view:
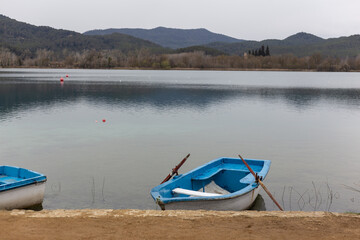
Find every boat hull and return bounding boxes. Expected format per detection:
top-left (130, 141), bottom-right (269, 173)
top-left (151, 157), bottom-right (271, 211)
top-left (0, 181), bottom-right (46, 210)
top-left (162, 187), bottom-right (260, 211)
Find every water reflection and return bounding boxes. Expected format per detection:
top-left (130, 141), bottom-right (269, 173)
top-left (250, 194), bottom-right (266, 211)
top-left (25, 203), bottom-right (43, 211)
top-left (1, 82), bottom-right (360, 121)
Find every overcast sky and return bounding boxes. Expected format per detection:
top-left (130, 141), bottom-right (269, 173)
top-left (1, 0), bottom-right (360, 40)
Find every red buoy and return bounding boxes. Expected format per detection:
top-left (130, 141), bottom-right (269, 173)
top-left (60, 77), bottom-right (64, 82)
top-left (66, 75), bottom-right (69, 78)
top-left (102, 119), bottom-right (106, 123)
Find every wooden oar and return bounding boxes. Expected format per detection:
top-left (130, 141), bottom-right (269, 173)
top-left (238, 154), bottom-right (284, 211)
top-left (161, 153), bottom-right (190, 184)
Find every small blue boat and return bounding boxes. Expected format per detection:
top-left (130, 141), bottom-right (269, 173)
top-left (0, 166), bottom-right (47, 210)
top-left (151, 157), bottom-right (271, 211)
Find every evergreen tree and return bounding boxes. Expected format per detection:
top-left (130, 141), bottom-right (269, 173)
top-left (261, 45), bottom-right (265, 56)
top-left (265, 45), bottom-right (270, 56)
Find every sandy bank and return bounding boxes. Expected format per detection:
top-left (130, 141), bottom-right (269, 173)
top-left (1, 209), bottom-right (359, 239)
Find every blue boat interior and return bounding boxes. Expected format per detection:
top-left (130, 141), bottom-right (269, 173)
top-left (0, 166), bottom-right (47, 192)
top-left (151, 158), bottom-right (270, 203)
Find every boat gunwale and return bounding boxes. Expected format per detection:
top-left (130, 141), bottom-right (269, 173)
top-left (0, 178), bottom-right (47, 192)
top-left (0, 166), bottom-right (47, 192)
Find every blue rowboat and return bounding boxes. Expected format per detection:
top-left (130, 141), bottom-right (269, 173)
top-left (0, 166), bottom-right (47, 210)
top-left (150, 157), bottom-right (271, 211)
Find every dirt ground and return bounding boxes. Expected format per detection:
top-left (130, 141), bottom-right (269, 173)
top-left (0, 209), bottom-right (359, 240)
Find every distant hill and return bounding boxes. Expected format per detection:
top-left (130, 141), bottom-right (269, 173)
top-left (207, 32), bottom-right (360, 58)
top-left (1, 14), bottom-right (360, 60)
top-left (84, 27), bottom-right (243, 49)
top-left (284, 32), bottom-right (324, 45)
top-left (0, 15), bottom-right (168, 56)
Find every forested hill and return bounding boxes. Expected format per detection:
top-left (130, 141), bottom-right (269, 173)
top-left (0, 15), bottom-right (168, 57)
top-left (207, 32), bottom-right (360, 58)
top-left (1, 14), bottom-right (360, 71)
top-left (84, 27), bottom-right (243, 49)
top-left (283, 32), bottom-right (324, 44)
top-left (83, 25), bottom-right (360, 58)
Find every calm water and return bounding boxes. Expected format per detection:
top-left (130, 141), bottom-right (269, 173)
top-left (0, 69), bottom-right (359, 212)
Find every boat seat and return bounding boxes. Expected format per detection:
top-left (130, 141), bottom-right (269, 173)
top-left (192, 168), bottom-right (249, 181)
top-left (191, 169), bottom-right (222, 181)
top-left (240, 173), bottom-right (256, 184)
top-left (172, 188), bottom-right (222, 197)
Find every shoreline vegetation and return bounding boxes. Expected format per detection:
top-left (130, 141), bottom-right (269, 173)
top-left (1, 48), bottom-right (360, 72)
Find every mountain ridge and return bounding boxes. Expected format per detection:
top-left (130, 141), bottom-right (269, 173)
top-left (206, 32), bottom-right (360, 57)
top-left (284, 32), bottom-right (324, 41)
top-left (84, 27), bottom-right (243, 49)
top-left (1, 14), bottom-right (360, 59)
top-left (0, 14), bottom-right (168, 56)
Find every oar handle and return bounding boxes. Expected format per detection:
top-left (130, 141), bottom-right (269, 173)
top-left (238, 154), bottom-right (284, 211)
top-left (161, 153), bottom-right (190, 184)
top-left (238, 154), bottom-right (257, 178)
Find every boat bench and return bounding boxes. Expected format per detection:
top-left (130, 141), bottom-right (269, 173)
top-left (191, 168), bottom-right (250, 181)
top-left (191, 168), bottom-right (256, 189)
top-left (191, 168), bottom-right (223, 181)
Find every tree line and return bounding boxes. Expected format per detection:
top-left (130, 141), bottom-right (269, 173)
top-left (1, 47), bottom-right (360, 72)
top-left (248, 45), bottom-right (270, 57)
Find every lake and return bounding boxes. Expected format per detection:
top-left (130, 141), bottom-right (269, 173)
top-left (0, 69), bottom-right (359, 212)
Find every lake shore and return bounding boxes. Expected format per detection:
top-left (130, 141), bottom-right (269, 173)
top-left (1, 209), bottom-right (359, 239)
top-left (2, 66), bottom-right (360, 72)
